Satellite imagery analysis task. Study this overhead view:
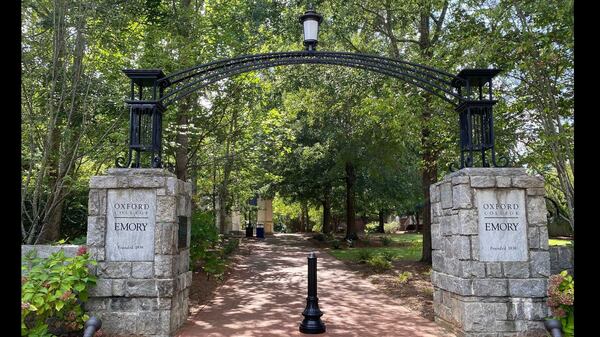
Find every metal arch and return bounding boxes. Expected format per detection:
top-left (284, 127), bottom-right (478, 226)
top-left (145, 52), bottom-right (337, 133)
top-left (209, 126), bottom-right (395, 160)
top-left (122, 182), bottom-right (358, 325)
top-left (155, 51), bottom-right (464, 107)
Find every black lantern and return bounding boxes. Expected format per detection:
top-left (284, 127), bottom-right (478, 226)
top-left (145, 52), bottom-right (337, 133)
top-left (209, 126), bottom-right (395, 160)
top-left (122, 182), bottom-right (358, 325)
top-left (451, 69), bottom-right (507, 169)
top-left (299, 4), bottom-right (323, 51)
top-left (117, 69), bottom-right (168, 168)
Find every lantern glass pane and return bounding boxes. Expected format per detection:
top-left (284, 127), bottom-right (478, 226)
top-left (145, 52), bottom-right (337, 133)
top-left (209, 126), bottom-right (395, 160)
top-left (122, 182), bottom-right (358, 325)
top-left (303, 19), bottom-right (319, 41)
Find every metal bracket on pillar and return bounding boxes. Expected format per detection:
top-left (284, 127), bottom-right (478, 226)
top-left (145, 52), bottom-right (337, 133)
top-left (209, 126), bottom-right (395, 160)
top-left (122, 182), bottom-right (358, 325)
top-left (299, 252), bottom-right (326, 334)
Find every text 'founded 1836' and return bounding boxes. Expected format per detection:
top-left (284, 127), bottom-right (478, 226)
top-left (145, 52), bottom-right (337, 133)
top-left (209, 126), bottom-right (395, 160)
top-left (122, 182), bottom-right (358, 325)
top-left (476, 189), bottom-right (528, 261)
top-left (106, 189), bottom-right (156, 261)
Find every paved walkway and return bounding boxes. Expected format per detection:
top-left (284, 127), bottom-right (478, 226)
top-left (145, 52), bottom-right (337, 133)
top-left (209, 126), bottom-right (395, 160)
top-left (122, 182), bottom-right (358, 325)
top-left (176, 234), bottom-right (455, 337)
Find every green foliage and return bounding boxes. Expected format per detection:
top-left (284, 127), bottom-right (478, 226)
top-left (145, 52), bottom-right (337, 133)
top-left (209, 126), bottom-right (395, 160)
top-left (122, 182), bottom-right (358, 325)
top-left (69, 236), bottom-right (87, 245)
top-left (331, 239), bottom-right (341, 250)
top-left (380, 250), bottom-right (395, 262)
top-left (547, 271), bottom-right (574, 337)
top-left (384, 221), bottom-right (400, 234)
top-left (380, 236), bottom-right (393, 246)
top-left (357, 250), bottom-right (372, 263)
top-left (366, 255), bottom-right (392, 273)
top-left (189, 210), bottom-right (220, 267)
top-left (21, 248), bottom-right (97, 337)
top-left (396, 271), bottom-right (413, 284)
top-left (365, 222), bottom-right (379, 234)
top-left (201, 251), bottom-right (226, 280)
top-left (222, 238), bottom-right (239, 256)
top-left (313, 233), bottom-right (326, 242)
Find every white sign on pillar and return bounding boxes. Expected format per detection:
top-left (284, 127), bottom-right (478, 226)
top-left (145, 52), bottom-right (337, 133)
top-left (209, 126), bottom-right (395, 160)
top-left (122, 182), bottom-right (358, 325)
top-left (476, 189), bottom-right (528, 261)
top-left (105, 189), bottom-right (156, 261)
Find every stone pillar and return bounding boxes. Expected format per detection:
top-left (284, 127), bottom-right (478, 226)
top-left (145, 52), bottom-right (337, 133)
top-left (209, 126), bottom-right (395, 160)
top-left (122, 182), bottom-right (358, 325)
top-left (257, 198), bottom-right (273, 234)
top-left (430, 168), bottom-right (550, 337)
top-left (85, 168), bottom-right (192, 337)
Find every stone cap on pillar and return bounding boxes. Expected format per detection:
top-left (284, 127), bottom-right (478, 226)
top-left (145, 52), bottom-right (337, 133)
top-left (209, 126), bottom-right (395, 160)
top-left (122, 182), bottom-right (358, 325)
top-left (106, 168), bottom-right (176, 177)
top-left (447, 167), bottom-right (528, 178)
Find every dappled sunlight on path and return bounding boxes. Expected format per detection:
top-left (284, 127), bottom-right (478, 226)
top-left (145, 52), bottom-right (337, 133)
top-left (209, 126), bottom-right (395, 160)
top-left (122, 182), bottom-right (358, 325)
top-left (176, 234), bottom-right (454, 337)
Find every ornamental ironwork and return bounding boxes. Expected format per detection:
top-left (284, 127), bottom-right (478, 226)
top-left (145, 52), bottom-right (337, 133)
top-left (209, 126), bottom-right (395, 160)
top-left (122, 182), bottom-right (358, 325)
top-left (116, 6), bottom-right (508, 171)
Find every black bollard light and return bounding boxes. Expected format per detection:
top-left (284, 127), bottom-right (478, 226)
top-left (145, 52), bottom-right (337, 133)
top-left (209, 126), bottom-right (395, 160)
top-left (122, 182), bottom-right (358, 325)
top-left (83, 316), bottom-right (102, 337)
top-left (544, 319), bottom-right (564, 337)
top-left (299, 252), bottom-right (326, 334)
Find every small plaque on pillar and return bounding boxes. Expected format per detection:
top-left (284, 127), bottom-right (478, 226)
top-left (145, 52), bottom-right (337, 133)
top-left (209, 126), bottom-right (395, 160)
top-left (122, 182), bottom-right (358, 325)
top-left (178, 216), bottom-right (188, 249)
top-left (106, 189), bottom-right (156, 261)
top-left (477, 189), bottom-right (528, 261)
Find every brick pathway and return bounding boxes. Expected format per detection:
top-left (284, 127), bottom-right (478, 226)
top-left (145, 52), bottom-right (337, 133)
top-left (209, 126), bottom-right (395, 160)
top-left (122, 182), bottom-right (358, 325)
top-left (176, 233), bottom-right (455, 337)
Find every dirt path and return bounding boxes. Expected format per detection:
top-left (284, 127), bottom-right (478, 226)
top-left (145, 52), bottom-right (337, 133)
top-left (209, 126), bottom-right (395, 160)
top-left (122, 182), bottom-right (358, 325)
top-left (176, 233), bottom-right (455, 337)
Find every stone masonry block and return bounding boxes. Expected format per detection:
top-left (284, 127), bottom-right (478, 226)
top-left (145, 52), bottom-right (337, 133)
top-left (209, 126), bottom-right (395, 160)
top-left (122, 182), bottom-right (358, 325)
top-left (166, 177), bottom-right (179, 195)
top-left (87, 216), bottom-right (106, 247)
top-left (432, 201), bottom-right (443, 218)
top-left (486, 262), bottom-right (503, 277)
top-left (136, 311), bottom-right (161, 335)
top-left (471, 176), bottom-right (496, 188)
top-left (112, 279), bottom-right (126, 296)
top-left (109, 297), bottom-right (138, 311)
top-left (98, 312), bottom-right (137, 334)
top-left (139, 298), bottom-right (172, 311)
top-left (430, 184), bottom-right (440, 203)
top-left (184, 181), bottom-right (192, 195)
top-left (132, 262), bottom-right (154, 278)
top-left (539, 227), bottom-right (549, 250)
top-left (433, 271), bottom-right (472, 296)
top-left (431, 223), bottom-right (442, 250)
top-left (88, 189), bottom-right (107, 216)
top-left (155, 222), bottom-right (177, 255)
top-left (126, 279), bottom-right (158, 297)
top-left (453, 184), bottom-right (473, 209)
top-left (527, 227), bottom-right (540, 249)
top-left (88, 247), bottom-right (105, 262)
top-left (98, 262), bottom-right (132, 278)
top-left (157, 279), bottom-right (175, 297)
top-left (508, 279), bottom-right (547, 297)
top-left (441, 183), bottom-right (453, 209)
top-left (527, 196), bottom-right (548, 225)
top-left (454, 236), bottom-right (471, 260)
top-left (458, 209), bottom-right (478, 235)
top-left (440, 215), bottom-right (454, 236)
top-left (529, 251), bottom-right (550, 277)
top-left (502, 262), bottom-right (530, 278)
top-left (155, 255), bottom-right (175, 278)
top-left (496, 176), bottom-right (512, 188)
top-left (526, 188), bottom-right (546, 196)
top-left (512, 176), bottom-right (544, 189)
top-left (84, 298), bottom-right (108, 311)
top-left (89, 278), bottom-right (112, 297)
top-left (558, 247), bottom-right (573, 270)
top-left (460, 261), bottom-right (486, 278)
top-left (508, 298), bottom-right (549, 320)
top-left (89, 176), bottom-right (118, 189)
top-left (452, 176), bottom-right (470, 185)
top-left (156, 196), bottom-right (177, 222)
top-left (128, 176), bottom-right (165, 188)
top-left (462, 302), bottom-right (497, 332)
top-left (472, 279), bottom-right (508, 296)
top-left (471, 236), bottom-right (480, 261)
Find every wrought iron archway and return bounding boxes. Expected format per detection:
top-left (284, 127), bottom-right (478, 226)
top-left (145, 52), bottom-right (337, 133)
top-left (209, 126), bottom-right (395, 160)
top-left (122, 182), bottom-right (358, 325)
top-left (117, 50), bottom-right (507, 170)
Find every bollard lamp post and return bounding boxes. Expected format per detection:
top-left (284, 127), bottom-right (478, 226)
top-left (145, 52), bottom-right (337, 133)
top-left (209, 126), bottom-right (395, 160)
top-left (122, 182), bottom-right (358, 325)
top-left (299, 252), bottom-right (326, 334)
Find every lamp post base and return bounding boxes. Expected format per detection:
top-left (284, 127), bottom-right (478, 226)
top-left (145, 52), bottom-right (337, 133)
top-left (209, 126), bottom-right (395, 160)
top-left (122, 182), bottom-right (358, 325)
top-left (299, 319), bottom-right (326, 334)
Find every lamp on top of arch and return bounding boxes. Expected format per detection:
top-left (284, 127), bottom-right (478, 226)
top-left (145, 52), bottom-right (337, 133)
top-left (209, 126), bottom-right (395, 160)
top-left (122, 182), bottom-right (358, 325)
top-left (299, 4), bottom-right (323, 51)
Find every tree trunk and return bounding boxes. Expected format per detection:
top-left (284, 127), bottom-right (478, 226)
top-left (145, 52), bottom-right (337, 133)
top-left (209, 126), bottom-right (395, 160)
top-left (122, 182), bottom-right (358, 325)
top-left (345, 162), bottom-right (357, 240)
top-left (415, 210), bottom-right (420, 233)
top-left (322, 184), bottom-right (331, 234)
top-left (378, 209), bottom-right (385, 233)
top-left (175, 98), bottom-right (189, 180)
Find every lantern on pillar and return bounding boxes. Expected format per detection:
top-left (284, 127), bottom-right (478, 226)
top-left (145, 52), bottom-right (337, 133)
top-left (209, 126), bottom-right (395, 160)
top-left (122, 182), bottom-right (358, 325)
top-left (451, 69), bottom-right (508, 169)
top-left (117, 69), bottom-right (168, 168)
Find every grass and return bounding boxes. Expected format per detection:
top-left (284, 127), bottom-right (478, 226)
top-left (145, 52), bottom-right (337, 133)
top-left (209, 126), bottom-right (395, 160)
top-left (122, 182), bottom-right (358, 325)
top-left (549, 238), bottom-right (573, 246)
top-left (328, 233), bottom-right (422, 262)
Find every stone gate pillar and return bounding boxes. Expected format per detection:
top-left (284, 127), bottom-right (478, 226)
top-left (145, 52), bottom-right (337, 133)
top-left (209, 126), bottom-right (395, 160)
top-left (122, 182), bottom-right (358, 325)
top-left (85, 168), bottom-right (192, 337)
top-left (430, 168), bottom-right (550, 337)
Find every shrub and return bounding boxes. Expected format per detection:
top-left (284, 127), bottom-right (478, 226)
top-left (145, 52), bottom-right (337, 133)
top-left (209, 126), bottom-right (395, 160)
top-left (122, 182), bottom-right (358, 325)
top-left (365, 222), bottom-right (380, 233)
top-left (357, 250), bottom-right (372, 263)
top-left (380, 236), bottom-right (393, 246)
top-left (396, 271), bottom-right (413, 284)
top-left (313, 233), bottom-right (326, 242)
top-left (380, 250), bottom-right (395, 262)
top-left (331, 239), bottom-right (341, 249)
top-left (223, 238), bottom-right (239, 256)
top-left (547, 270), bottom-right (574, 337)
top-left (384, 221), bottom-right (400, 233)
top-left (189, 211), bottom-right (219, 269)
top-left (202, 251), bottom-right (226, 280)
top-left (22, 248), bottom-right (97, 337)
top-left (366, 255), bottom-right (392, 272)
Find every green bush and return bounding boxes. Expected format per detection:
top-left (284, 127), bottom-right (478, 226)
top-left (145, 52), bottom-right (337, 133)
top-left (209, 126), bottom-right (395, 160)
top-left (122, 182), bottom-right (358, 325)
top-left (21, 247), bottom-right (97, 337)
top-left (365, 222), bottom-right (380, 233)
top-left (223, 238), bottom-right (239, 256)
top-left (201, 251), bottom-right (226, 280)
top-left (380, 250), bottom-right (395, 262)
top-left (357, 250), bottom-right (372, 263)
top-left (396, 271), bottom-right (413, 284)
top-left (331, 239), bottom-right (341, 249)
top-left (366, 254), bottom-right (392, 272)
top-left (380, 236), bottom-right (393, 246)
top-left (384, 221), bottom-right (400, 233)
top-left (547, 271), bottom-right (574, 337)
top-left (189, 211), bottom-right (219, 269)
